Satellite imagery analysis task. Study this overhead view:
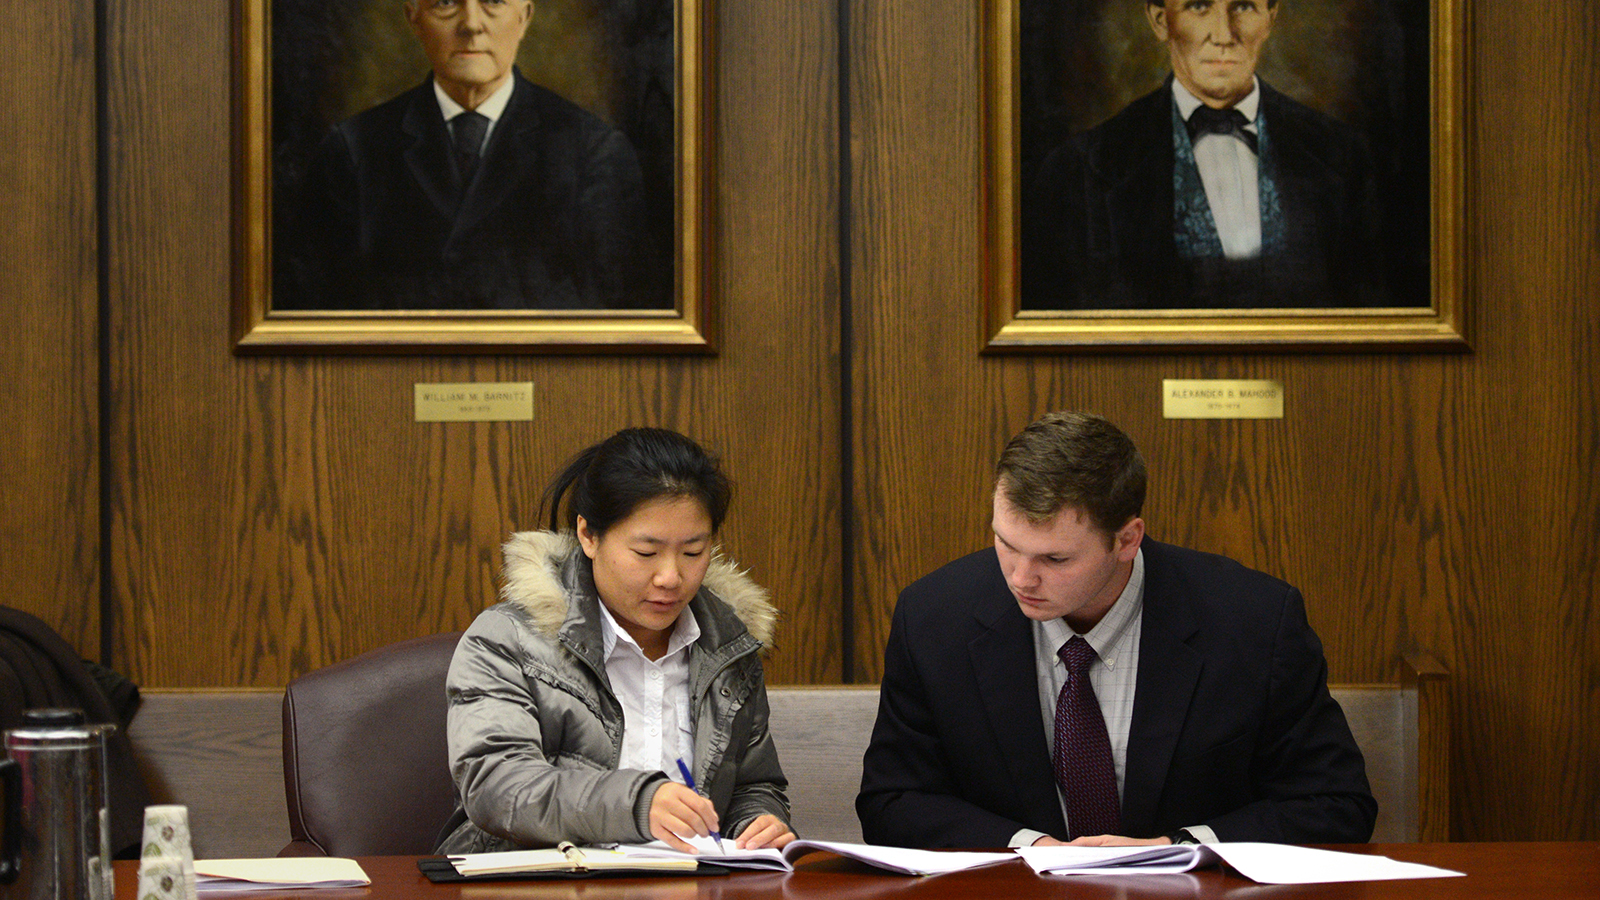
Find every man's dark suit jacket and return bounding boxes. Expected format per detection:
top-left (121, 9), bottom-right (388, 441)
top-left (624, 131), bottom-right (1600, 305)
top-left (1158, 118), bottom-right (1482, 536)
top-left (1021, 79), bottom-right (1385, 309)
top-left (277, 71), bottom-right (668, 310)
top-left (856, 539), bottom-right (1376, 848)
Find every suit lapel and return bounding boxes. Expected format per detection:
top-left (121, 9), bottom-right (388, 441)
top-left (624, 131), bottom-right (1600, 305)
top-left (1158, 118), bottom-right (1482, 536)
top-left (1121, 541), bottom-right (1202, 834)
top-left (453, 74), bottom-right (539, 241)
top-left (1101, 88), bottom-right (1179, 268)
top-left (969, 594), bottom-right (1067, 836)
top-left (401, 81), bottom-right (461, 220)
top-left (1255, 82), bottom-right (1334, 261)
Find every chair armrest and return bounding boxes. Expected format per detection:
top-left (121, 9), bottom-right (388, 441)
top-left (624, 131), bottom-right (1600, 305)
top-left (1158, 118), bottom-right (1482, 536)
top-left (1401, 651), bottom-right (1450, 842)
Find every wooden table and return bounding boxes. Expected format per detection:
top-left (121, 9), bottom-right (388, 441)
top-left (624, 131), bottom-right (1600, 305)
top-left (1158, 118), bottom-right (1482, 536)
top-left (119, 843), bottom-right (1600, 900)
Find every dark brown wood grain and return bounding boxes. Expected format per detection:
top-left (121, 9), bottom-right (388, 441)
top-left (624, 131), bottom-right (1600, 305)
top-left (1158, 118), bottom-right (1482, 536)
top-left (0, 0), bottom-right (100, 648)
top-left (1448, 1), bottom-right (1600, 842)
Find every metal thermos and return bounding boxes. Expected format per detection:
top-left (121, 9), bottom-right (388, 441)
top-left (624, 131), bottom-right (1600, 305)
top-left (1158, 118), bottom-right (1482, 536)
top-left (0, 709), bottom-right (115, 900)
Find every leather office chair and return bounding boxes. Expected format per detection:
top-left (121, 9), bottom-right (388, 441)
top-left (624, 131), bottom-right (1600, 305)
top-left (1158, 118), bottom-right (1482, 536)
top-left (280, 632), bottom-right (463, 856)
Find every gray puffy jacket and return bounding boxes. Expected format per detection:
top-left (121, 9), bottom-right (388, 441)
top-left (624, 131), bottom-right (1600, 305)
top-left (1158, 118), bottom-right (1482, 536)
top-left (435, 531), bottom-right (790, 852)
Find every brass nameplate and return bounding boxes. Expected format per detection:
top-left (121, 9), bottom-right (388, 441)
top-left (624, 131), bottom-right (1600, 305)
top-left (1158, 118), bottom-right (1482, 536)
top-left (414, 382), bottom-right (535, 422)
top-left (1163, 379), bottom-right (1283, 419)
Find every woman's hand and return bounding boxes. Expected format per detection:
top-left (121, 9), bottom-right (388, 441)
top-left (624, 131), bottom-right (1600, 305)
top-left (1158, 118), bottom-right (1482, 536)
top-left (734, 814), bottom-right (795, 850)
top-left (649, 782), bottom-right (721, 852)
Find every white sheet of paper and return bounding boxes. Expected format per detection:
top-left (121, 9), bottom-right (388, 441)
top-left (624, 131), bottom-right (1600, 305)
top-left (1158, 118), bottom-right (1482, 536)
top-left (784, 840), bottom-right (1014, 876)
top-left (194, 858), bottom-right (370, 891)
top-left (1210, 843), bottom-right (1465, 885)
top-left (1017, 844), bottom-right (1214, 875)
top-left (618, 838), bottom-right (790, 871)
top-left (1017, 843), bottom-right (1464, 884)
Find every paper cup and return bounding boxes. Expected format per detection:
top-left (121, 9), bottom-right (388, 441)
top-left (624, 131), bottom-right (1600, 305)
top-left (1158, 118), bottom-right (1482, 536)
top-left (136, 857), bottom-right (187, 900)
top-left (140, 806), bottom-right (197, 900)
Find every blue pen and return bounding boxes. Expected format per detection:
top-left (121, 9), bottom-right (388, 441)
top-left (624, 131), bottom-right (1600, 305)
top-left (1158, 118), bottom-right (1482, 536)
top-left (674, 758), bottom-right (724, 852)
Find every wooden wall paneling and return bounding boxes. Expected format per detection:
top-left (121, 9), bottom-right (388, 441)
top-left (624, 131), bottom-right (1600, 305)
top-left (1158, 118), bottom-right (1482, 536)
top-left (1128, 355), bottom-right (1459, 686)
top-left (1450, 0), bottom-right (1599, 841)
top-left (104, 0), bottom-right (841, 686)
top-left (847, 0), bottom-right (990, 677)
top-left (1525, 3), bottom-right (1600, 840)
top-left (1279, 357), bottom-right (1456, 683)
top-left (0, 0), bottom-right (99, 651)
top-left (102, 0), bottom-right (240, 686)
top-left (221, 357), bottom-right (540, 680)
top-left (673, 0), bottom-right (842, 683)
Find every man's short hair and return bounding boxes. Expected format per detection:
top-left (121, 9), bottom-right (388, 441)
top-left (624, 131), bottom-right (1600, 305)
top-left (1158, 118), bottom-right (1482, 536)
top-left (995, 411), bottom-right (1146, 538)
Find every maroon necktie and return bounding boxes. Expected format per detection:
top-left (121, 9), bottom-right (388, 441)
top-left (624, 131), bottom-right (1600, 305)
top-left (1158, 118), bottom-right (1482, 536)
top-left (1053, 636), bottom-right (1120, 839)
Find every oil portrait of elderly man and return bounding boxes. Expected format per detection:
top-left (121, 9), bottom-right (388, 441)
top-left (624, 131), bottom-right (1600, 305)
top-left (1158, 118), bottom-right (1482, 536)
top-left (272, 0), bottom-right (673, 311)
top-left (1019, 0), bottom-right (1430, 310)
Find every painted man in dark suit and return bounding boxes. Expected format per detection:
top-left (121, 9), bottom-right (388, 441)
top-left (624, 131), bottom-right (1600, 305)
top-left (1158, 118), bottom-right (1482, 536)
top-left (276, 0), bottom-right (668, 310)
top-left (857, 411), bottom-right (1375, 848)
top-left (1021, 0), bottom-right (1384, 309)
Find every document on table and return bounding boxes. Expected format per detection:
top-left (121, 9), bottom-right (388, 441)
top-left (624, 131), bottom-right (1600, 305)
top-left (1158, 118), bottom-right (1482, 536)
top-left (194, 858), bottom-right (371, 891)
top-left (617, 836), bottom-right (1014, 876)
top-left (1015, 843), bottom-right (1465, 885)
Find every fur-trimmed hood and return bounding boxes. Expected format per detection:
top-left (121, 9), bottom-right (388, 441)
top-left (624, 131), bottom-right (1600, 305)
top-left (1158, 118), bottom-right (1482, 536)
top-left (498, 530), bottom-right (778, 648)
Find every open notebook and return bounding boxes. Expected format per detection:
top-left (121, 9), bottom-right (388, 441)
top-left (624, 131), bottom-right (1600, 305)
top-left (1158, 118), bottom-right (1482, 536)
top-left (445, 842), bottom-right (700, 878)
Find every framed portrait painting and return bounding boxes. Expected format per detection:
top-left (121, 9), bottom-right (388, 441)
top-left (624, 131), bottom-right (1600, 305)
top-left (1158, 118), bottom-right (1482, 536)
top-left (233, 0), bottom-right (716, 353)
top-left (984, 0), bottom-right (1470, 352)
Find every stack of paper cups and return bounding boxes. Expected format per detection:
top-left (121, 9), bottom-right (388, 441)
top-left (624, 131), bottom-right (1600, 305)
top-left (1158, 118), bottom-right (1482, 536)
top-left (138, 805), bottom-right (198, 900)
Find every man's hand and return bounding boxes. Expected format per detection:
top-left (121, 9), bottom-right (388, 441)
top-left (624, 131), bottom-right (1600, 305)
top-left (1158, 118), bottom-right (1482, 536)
top-left (734, 814), bottom-right (795, 849)
top-left (1030, 834), bottom-right (1174, 847)
top-left (648, 782), bottom-right (721, 852)
top-left (1066, 834), bottom-right (1173, 847)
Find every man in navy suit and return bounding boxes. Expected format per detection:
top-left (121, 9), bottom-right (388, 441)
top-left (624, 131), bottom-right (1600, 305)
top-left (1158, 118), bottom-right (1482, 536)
top-left (276, 0), bottom-right (668, 310)
top-left (857, 411), bottom-right (1375, 848)
top-left (1021, 0), bottom-right (1384, 309)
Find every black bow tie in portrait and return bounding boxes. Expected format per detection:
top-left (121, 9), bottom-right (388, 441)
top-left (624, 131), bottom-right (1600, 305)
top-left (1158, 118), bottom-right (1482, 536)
top-left (1186, 105), bottom-right (1258, 154)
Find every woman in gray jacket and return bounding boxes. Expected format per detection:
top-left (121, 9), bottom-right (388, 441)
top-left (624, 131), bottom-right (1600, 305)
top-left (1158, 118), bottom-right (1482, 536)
top-left (436, 428), bottom-right (794, 854)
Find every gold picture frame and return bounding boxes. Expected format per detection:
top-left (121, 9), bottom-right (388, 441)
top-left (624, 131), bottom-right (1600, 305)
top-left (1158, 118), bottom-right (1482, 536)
top-left (984, 0), bottom-right (1470, 353)
top-left (233, 0), bottom-right (717, 354)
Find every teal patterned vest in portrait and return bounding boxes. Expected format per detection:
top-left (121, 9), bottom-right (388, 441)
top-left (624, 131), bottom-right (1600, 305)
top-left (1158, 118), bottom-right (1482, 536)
top-left (1171, 101), bottom-right (1286, 260)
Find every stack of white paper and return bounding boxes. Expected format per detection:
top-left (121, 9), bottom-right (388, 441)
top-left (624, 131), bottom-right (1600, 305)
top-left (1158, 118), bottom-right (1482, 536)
top-left (1015, 843), bottom-right (1465, 885)
top-left (194, 858), bottom-right (370, 892)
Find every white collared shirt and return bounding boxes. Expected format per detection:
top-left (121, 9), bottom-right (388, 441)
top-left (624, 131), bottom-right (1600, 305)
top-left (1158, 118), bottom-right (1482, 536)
top-left (1010, 548), bottom-right (1217, 847)
top-left (1173, 78), bottom-right (1262, 260)
top-left (432, 75), bottom-right (516, 154)
top-left (598, 602), bottom-right (698, 780)
top-left (1034, 549), bottom-right (1145, 804)
top-left (1010, 548), bottom-right (1145, 848)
